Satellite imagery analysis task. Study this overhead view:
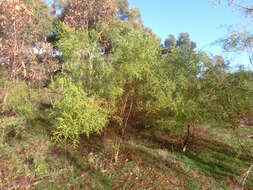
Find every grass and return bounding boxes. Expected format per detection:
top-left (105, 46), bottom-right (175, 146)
top-left (0, 109), bottom-right (252, 190)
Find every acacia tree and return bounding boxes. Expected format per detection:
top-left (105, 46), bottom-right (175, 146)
top-left (50, 0), bottom-right (163, 154)
top-left (158, 35), bottom-right (208, 152)
top-left (212, 0), bottom-right (253, 130)
top-left (51, 19), bottom-right (162, 156)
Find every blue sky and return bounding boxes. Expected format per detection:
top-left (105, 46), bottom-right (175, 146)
top-left (129, 0), bottom-right (253, 68)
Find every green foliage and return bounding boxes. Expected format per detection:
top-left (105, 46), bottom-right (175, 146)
top-left (23, 0), bottom-right (53, 39)
top-left (50, 74), bottom-right (112, 147)
top-left (202, 64), bottom-right (253, 127)
top-left (115, 0), bottom-right (142, 24)
top-left (98, 20), bottom-right (164, 124)
top-left (148, 36), bottom-right (208, 132)
top-left (53, 18), bottom-right (253, 144)
top-left (0, 1), bottom-right (253, 189)
top-left (5, 82), bottom-right (40, 122)
top-left (0, 79), bottom-right (37, 143)
top-left (54, 20), bottom-right (163, 130)
top-left (0, 116), bottom-right (25, 143)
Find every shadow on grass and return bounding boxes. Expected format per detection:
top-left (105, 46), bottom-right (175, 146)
top-left (124, 142), bottom-right (191, 187)
top-left (182, 150), bottom-right (253, 189)
top-left (133, 129), bottom-right (253, 188)
top-left (50, 145), bottom-right (114, 190)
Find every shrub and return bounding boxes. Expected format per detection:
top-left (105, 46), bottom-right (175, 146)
top-left (5, 82), bottom-right (40, 122)
top-left (50, 75), bottom-right (112, 147)
top-left (0, 116), bottom-right (25, 143)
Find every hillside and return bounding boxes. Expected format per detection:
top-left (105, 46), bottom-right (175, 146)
top-left (1, 0), bottom-right (253, 189)
top-left (0, 106), bottom-right (252, 189)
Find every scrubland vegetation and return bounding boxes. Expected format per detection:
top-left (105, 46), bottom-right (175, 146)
top-left (0, 0), bottom-right (253, 189)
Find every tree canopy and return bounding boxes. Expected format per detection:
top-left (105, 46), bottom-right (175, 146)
top-left (0, 0), bottom-right (252, 162)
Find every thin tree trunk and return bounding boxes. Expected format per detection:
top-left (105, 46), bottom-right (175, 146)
top-left (183, 124), bottom-right (191, 152)
top-left (0, 85), bottom-right (9, 111)
top-left (1, 57), bottom-right (15, 112)
top-left (1, 18), bottom-right (17, 111)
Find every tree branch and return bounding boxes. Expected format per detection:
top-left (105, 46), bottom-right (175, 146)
top-left (240, 163), bottom-right (253, 189)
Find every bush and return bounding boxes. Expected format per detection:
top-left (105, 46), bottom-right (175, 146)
top-left (50, 75), bottom-right (112, 147)
top-left (0, 116), bottom-right (25, 143)
top-left (0, 78), bottom-right (42, 144)
top-left (5, 82), bottom-right (40, 122)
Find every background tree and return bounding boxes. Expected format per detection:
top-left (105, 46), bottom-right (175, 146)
top-left (212, 1), bottom-right (253, 187)
top-left (213, 0), bottom-right (253, 67)
top-left (163, 33), bottom-right (197, 54)
top-left (164, 34), bottom-right (177, 48)
top-left (219, 29), bottom-right (253, 67)
top-left (213, 0), bottom-right (253, 17)
top-left (23, 0), bottom-right (53, 40)
top-left (60, 0), bottom-right (117, 30)
top-left (115, 0), bottom-right (129, 20)
top-left (0, 0), bottom-right (55, 110)
top-left (0, 0), bottom-right (33, 79)
top-left (0, 0), bottom-right (34, 110)
top-left (177, 32), bottom-right (197, 49)
top-left (115, 0), bottom-right (142, 23)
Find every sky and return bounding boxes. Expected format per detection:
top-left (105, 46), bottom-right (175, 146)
top-left (128, 0), bottom-right (253, 68)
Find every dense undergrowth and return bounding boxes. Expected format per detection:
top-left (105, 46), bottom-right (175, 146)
top-left (0, 101), bottom-right (252, 190)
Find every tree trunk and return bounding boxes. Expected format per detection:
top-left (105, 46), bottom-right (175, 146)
top-left (1, 55), bottom-right (15, 112)
top-left (0, 85), bottom-right (9, 112)
top-left (183, 124), bottom-right (191, 153)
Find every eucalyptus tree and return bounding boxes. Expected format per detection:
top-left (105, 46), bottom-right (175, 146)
top-left (0, 0), bottom-right (55, 111)
top-left (0, 0), bottom-right (35, 110)
top-left (60, 0), bottom-right (117, 30)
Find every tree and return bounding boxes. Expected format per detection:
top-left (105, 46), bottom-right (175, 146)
top-left (177, 32), bottom-right (197, 49)
top-left (213, 0), bottom-right (253, 17)
top-left (50, 19), bottom-right (163, 155)
top-left (0, 0), bottom-right (34, 110)
top-left (24, 0), bottom-right (57, 87)
top-left (115, 0), bottom-right (142, 23)
top-left (212, 1), bottom-right (253, 187)
top-left (60, 0), bottom-right (117, 30)
top-left (213, 0), bottom-right (253, 67)
top-left (115, 0), bottom-right (129, 20)
top-left (0, 0), bottom-right (33, 79)
top-left (0, 0), bottom-right (55, 110)
top-left (163, 33), bottom-right (197, 54)
top-left (23, 0), bottom-right (53, 40)
top-left (159, 42), bottom-right (207, 152)
top-left (219, 30), bottom-right (253, 67)
top-left (164, 34), bottom-right (177, 48)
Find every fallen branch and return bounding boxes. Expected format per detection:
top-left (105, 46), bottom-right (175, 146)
top-left (248, 135), bottom-right (253, 139)
top-left (240, 163), bottom-right (253, 190)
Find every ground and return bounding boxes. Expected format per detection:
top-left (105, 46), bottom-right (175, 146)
top-left (0, 113), bottom-right (252, 190)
